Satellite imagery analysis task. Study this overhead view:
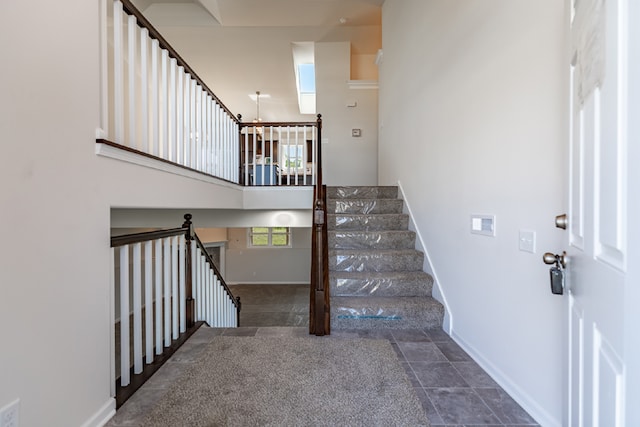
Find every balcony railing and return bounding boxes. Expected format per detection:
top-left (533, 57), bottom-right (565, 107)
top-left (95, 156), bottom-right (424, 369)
top-left (100, 0), bottom-right (240, 183)
top-left (98, 0), bottom-right (321, 187)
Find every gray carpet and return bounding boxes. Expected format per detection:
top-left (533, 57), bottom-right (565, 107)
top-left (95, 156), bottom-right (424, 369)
top-left (141, 336), bottom-right (430, 426)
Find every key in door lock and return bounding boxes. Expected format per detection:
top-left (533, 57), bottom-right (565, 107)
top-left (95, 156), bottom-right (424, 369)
top-left (543, 251), bottom-right (567, 295)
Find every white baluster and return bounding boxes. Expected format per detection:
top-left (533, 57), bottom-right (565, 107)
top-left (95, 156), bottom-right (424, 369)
top-left (190, 80), bottom-right (197, 168)
top-left (119, 245), bottom-right (130, 386)
top-left (184, 74), bottom-right (191, 168)
top-left (179, 235), bottom-right (186, 333)
top-left (176, 66), bottom-right (184, 165)
top-left (113, 1), bottom-right (124, 145)
top-left (191, 240), bottom-right (197, 320)
top-left (196, 86), bottom-right (202, 171)
top-left (132, 243), bottom-right (142, 374)
top-left (206, 264), bottom-right (212, 325)
top-left (161, 49), bottom-right (169, 159)
top-left (150, 39), bottom-right (159, 156)
top-left (163, 237), bottom-right (171, 347)
top-left (127, 15), bottom-right (136, 150)
top-left (171, 235), bottom-right (178, 339)
top-left (206, 95), bottom-right (212, 174)
top-left (154, 239), bottom-right (162, 355)
top-left (140, 29), bottom-right (149, 154)
top-left (169, 58), bottom-right (177, 162)
top-left (144, 241), bottom-right (153, 364)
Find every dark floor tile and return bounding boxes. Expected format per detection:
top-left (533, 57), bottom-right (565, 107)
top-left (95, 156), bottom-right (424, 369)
top-left (476, 388), bottom-right (538, 425)
top-left (435, 341), bottom-right (472, 362)
top-left (452, 362), bottom-right (499, 388)
top-left (400, 362), bottom-right (421, 387)
top-left (356, 329), bottom-right (394, 340)
top-left (424, 328), bottom-right (453, 342)
top-left (426, 388), bottom-right (501, 425)
top-left (392, 329), bottom-right (431, 342)
top-left (412, 387), bottom-right (444, 425)
top-left (410, 362), bottom-right (469, 388)
top-left (397, 342), bottom-right (447, 362)
top-left (220, 327), bottom-right (258, 336)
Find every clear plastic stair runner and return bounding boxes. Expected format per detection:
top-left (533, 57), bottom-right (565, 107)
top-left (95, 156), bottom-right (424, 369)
top-left (327, 185), bottom-right (445, 329)
top-left (331, 271), bottom-right (431, 297)
top-left (330, 214), bottom-right (409, 231)
top-left (331, 250), bottom-right (424, 272)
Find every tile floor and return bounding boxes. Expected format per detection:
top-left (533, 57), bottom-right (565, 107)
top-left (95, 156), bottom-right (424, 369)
top-left (107, 285), bottom-right (540, 427)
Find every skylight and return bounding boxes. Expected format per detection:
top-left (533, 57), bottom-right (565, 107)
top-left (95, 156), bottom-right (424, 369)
top-left (292, 42), bottom-right (316, 115)
top-left (298, 64), bottom-right (315, 94)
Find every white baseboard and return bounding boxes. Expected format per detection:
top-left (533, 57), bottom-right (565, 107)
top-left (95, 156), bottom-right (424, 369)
top-left (450, 331), bottom-right (560, 427)
top-left (81, 398), bottom-right (116, 427)
top-left (396, 180), bottom-right (452, 332)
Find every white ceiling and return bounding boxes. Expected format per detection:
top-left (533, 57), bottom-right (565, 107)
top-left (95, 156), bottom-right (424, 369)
top-left (135, 0), bottom-right (383, 27)
top-left (131, 0), bottom-right (382, 121)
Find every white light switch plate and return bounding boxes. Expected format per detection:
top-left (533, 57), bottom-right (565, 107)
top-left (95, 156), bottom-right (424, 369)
top-left (519, 230), bottom-right (536, 253)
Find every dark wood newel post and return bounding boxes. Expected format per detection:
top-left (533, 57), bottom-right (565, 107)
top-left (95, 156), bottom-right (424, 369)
top-left (237, 114), bottom-right (243, 185)
top-left (183, 213), bottom-right (195, 328)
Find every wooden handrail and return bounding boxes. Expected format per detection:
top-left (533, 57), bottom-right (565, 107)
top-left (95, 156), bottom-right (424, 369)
top-left (118, 0), bottom-right (238, 122)
top-left (111, 226), bottom-right (188, 247)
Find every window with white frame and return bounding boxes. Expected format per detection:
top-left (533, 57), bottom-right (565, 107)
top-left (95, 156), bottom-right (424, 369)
top-left (248, 227), bottom-right (291, 247)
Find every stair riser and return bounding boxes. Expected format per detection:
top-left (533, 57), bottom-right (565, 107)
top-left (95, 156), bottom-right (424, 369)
top-left (328, 215), bottom-right (409, 231)
top-left (327, 186), bottom-right (398, 200)
top-left (330, 251), bottom-right (424, 273)
top-left (327, 199), bottom-right (404, 214)
top-left (330, 274), bottom-right (432, 297)
top-left (328, 231), bottom-right (416, 250)
top-left (330, 300), bottom-right (444, 330)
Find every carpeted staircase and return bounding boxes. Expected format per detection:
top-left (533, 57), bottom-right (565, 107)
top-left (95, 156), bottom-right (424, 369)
top-left (327, 186), bottom-right (444, 329)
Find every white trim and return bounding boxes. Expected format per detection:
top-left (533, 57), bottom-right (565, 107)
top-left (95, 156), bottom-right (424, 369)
top-left (451, 330), bottom-right (560, 427)
top-left (396, 180), bottom-right (452, 332)
top-left (81, 398), bottom-right (116, 427)
top-left (96, 143), bottom-right (239, 188)
top-left (347, 80), bottom-right (379, 90)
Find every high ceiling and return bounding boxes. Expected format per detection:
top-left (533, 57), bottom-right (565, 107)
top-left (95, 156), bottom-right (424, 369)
top-left (134, 0), bottom-right (383, 27)
top-left (131, 0), bottom-right (383, 121)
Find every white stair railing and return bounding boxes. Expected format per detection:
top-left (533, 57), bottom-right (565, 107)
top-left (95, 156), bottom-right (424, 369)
top-left (100, 0), bottom-right (239, 183)
top-left (192, 234), bottom-right (240, 327)
top-left (110, 214), bottom-right (239, 398)
top-left (239, 119), bottom-right (321, 187)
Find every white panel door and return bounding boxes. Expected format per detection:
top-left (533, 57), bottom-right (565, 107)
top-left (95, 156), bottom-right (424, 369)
top-left (566, 0), bottom-right (635, 426)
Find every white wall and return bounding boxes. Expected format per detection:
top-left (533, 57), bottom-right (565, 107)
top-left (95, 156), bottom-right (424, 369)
top-left (0, 2), bottom-right (112, 426)
top-left (379, 1), bottom-right (567, 426)
top-left (226, 228), bottom-right (311, 284)
top-left (0, 2), bottom-right (247, 425)
top-left (315, 42), bottom-right (379, 186)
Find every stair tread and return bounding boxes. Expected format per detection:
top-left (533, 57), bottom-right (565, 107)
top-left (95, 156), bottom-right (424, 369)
top-left (331, 296), bottom-right (444, 329)
top-left (331, 248), bottom-right (423, 254)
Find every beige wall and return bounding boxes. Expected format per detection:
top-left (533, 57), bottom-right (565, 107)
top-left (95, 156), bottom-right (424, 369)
top-left (226, 228), bottom-right (311, 284)
top-left (379, 1), bottom-right (567, 426)
top-left (195, 227), bottom-right (228, 243)
top-left (315, 42), bottom-right (379, 186)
